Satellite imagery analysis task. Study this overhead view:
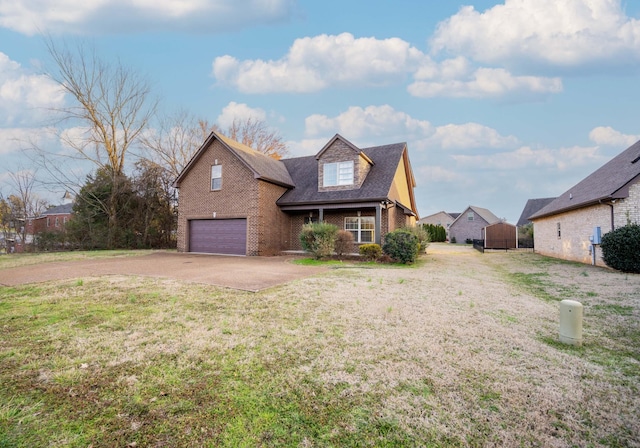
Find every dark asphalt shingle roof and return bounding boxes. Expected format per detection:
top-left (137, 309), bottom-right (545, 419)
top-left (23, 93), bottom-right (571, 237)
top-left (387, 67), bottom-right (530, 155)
top-left (42, 203), bottom-right (74, 215)
top-left (516, 198), bottom-right (555, 226)
top-left (216, 133), bottom-right (294, 187)
top-left (174, 132), bottom-right (294, 188)
top-left (277, 143), bottom-right (406, 205)
top-left (530, 140), bottom-right (640, 220)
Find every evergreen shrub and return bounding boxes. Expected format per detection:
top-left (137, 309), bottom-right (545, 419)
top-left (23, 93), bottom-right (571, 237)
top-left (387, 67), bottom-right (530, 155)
top-left (600, 224), bottom-right (640, 273)
top-left (299, 222), bottom-right (338, 259)
top-left (382, 229), bottom-right (420, 264)
top-left (359, 243), bottom-right (382, 261)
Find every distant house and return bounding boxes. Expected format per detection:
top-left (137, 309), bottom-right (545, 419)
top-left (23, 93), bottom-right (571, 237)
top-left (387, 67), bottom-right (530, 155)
top-left (517, 198), bottom-right (556, 227)
top-left (27, 203), bottom-right (74, 235)
top-left (174, 132), bottom-right (419, 255)
top-left (449, 206), bottom-right (500, 243)
top-left (530, 140), bottom-right (640, 266)
top-left (417, 211), bottom-right (459, 239)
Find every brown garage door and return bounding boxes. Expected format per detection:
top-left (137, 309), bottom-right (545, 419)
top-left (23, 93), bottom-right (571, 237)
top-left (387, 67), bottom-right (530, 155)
top-left (189, 219), bottom-right (247, 255)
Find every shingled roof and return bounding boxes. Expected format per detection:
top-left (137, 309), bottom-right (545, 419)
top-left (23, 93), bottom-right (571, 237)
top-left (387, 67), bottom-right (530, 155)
top-left (516, 198), bottom-right (555, 226)
top-left (530, 140), bottom-right (640, 220)
top-left (277, 143), bottom-right (407, 206)
top-left (41, 203), bottom-right (74, 215)
top-left (174, 131), bottom-right (294, 188)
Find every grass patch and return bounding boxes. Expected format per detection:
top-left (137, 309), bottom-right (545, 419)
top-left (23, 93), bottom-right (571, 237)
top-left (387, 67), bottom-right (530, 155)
top-left (0, 249), bottom-right (162, 270)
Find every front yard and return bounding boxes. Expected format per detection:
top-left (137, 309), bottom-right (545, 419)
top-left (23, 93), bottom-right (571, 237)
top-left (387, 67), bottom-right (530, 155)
top-left (1, 244), bottom-right (638, 447)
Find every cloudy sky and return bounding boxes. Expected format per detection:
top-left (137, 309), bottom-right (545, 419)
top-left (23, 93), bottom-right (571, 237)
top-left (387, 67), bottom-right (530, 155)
top-left (1, 0), bottom-right (639, 222)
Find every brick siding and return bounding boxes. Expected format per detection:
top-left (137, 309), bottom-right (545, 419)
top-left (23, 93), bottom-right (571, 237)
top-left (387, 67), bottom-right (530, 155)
top-left (449, 213), bottom-right (489, 243)
top-left (176, 139), bottom-right (261, 255)
top-left (533, 179), bottom-right (640, 266)
top-left (317, 140), bottom-right (371, 192)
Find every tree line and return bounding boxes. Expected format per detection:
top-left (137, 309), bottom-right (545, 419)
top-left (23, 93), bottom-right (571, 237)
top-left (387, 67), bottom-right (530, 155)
top-left (1, 39), bottom-right (287, 253)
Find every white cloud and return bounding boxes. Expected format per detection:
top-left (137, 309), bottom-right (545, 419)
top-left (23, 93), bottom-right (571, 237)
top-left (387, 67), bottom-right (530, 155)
top-left (0, 52), bottom-right (65, 126)
top-left (423, 123), bottom-right (519, 149)
top-left (431, 0), bottom-right (640, 68)
top-left (0, 127), bottom-right (57, 155)
top-left (588, 126), bottom-right (640, 147)
top-left (216, 102), bottom-right (267, 128)
top-left (213, 33), bottom-right (425, 93)
top-left (416, 165), bottom-right (466, 184)
top-left (408, 65), bottom-right (562, 99)
top-left (304, 105), bottom-right (517, 151)
top-left (305, 105), bottom-right (431, 140)
top-left (0, 0), bottom-right (295, 35)
top-left (452, 145), bottom-right (604, 171)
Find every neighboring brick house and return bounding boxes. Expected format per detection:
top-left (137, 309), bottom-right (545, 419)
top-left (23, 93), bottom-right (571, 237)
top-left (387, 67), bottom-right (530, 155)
top-left (417, 211), bottom-right (459, 240)
top-left (530, 140), bottom-right (640, 266)
top-left (448, 205), bottom-right (500, 243)
top-left (173, 132), bottom-right (419, 255)
top-left (29, 203), bottom-right (74, 234)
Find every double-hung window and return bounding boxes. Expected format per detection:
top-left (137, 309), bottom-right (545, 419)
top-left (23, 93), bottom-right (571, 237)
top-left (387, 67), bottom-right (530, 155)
top-left (211, 165), bottom-right (222, 191)
top-left (345, 216), bottom-right (374, 243)
top-left (323, 161), bottom-right (354, 187)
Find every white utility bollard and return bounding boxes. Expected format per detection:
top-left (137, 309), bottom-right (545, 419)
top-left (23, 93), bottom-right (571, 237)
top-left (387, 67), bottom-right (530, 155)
top-left (559, 300), bottom-right (583, 346)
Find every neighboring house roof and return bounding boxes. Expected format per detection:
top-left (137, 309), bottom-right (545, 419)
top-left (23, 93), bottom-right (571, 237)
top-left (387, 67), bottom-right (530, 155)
top-left (277, 143), bottom-right (408, 206)
top-left (41, 203), bottom-right (74, 215)
top-left (531, 140), bottom-right (640, 220)
top-left (516, 198), bottom-right (556, 226)
top-left (174, 131), bottom-right (294, 188)
top-left (418, 211), bottom-right (457, 224)
top-left (450, 205), bottom-right (501, 226)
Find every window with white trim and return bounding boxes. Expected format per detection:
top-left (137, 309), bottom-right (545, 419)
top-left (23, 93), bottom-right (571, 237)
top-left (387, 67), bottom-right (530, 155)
top-left (345, 216), bottom-right (374, 243)
top-left (467, 212), bottom-right (474, 221)
top-left (557, 222), bottom-right (561, 239)
top-left (211, 165), bottom-right (222, 191)
top-left (323, 161), bottom-right (354, 187)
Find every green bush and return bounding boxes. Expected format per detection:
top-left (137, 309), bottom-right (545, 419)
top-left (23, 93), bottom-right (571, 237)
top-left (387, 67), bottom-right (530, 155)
top-left (601, 224), bottom-right (640, 273)
top-left (299, 222), bottom-right (339, 259)
top-left (403, 225), bottom-right (430, 253)
top-left (422, 223), bottom-right (446, 242)
top-left (359, 243), bottom-right (382, 261)
top-left (334, 230), bottom-right (355, 256)
top-left (382, 229), bottom-right (420, 264)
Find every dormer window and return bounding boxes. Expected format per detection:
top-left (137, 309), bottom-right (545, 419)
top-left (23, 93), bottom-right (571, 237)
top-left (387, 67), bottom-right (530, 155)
top-left (323, 161), bottom-right (354, 187)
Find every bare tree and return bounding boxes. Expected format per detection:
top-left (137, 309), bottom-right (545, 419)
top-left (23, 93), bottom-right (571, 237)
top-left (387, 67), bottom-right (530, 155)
top-left (226, 117), bottom-right (288, 160)
top-left (35, 38), bottom-right (157, 248)
top-left (1, 170), bottom-right (48, 252)
top-left (138, 110), bottom-right (203, 178)
top-left (193, 117), bottom-right (289, 160)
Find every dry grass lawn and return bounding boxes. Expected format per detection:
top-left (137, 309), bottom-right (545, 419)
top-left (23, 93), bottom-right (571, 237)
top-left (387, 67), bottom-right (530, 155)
top-left (0, 244), bottom-right (638, 447)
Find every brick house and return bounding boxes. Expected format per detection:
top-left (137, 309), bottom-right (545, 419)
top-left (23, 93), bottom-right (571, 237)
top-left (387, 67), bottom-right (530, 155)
top-left (448, 205), bottom-right (500, 243)
top-left (417, 211), bottom-right (460, 240)
top-left (530, 139), bottom-right (640, 266)
top-left (173, 132), bottom-right (419, 255)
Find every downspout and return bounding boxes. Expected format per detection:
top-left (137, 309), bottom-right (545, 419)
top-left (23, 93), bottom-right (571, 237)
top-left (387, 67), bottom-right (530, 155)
top-left (375, 204), bottom-right (382, 245)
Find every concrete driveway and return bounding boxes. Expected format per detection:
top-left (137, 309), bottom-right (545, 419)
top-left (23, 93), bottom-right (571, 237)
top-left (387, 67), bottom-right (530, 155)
top-left (0, 252), bottom-right (327, 292)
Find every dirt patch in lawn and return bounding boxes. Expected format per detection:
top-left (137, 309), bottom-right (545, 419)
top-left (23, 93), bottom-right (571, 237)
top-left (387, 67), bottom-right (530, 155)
top-left (0, 251), bottom-right (327, 291)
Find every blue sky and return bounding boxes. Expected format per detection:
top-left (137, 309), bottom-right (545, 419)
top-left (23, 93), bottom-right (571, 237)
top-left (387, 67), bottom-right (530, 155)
top-left (1, 0), bottom-right (640, 222)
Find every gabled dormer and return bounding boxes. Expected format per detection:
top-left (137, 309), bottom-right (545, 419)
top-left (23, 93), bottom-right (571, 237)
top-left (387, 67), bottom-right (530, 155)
top-left (315, 134), bottom-right (374, 192)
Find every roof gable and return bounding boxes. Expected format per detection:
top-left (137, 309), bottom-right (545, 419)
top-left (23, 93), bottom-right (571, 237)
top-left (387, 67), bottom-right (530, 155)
top-left (277, 142), bottom-right (411, 207)
top-left (174, 132), bottom-right (294, 188)
top-left (315, 134), bottom-right (373, 165)
top-left (517, 197), bottom-right (555, 226)
top-left (451, 206), bottom-right (501, 226)
top-left (531, 140), bottom-right (640, 219)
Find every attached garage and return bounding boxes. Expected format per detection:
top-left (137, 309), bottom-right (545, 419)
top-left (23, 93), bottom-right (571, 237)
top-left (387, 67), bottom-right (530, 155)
top-left (189, 219), bottom-right (247, 255)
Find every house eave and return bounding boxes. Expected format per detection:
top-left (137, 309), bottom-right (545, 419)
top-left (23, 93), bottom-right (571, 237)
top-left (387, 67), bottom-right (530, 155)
top-left (278, 198), bottom-right (389, 211)
top-left (529, 196), bottom-right (614, 221)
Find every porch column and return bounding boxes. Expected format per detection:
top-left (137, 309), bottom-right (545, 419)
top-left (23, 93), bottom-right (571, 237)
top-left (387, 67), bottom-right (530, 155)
top-left (319, 208), bottom-right (324, 222)
top-left (375, 204), bottom-right (382, 245)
